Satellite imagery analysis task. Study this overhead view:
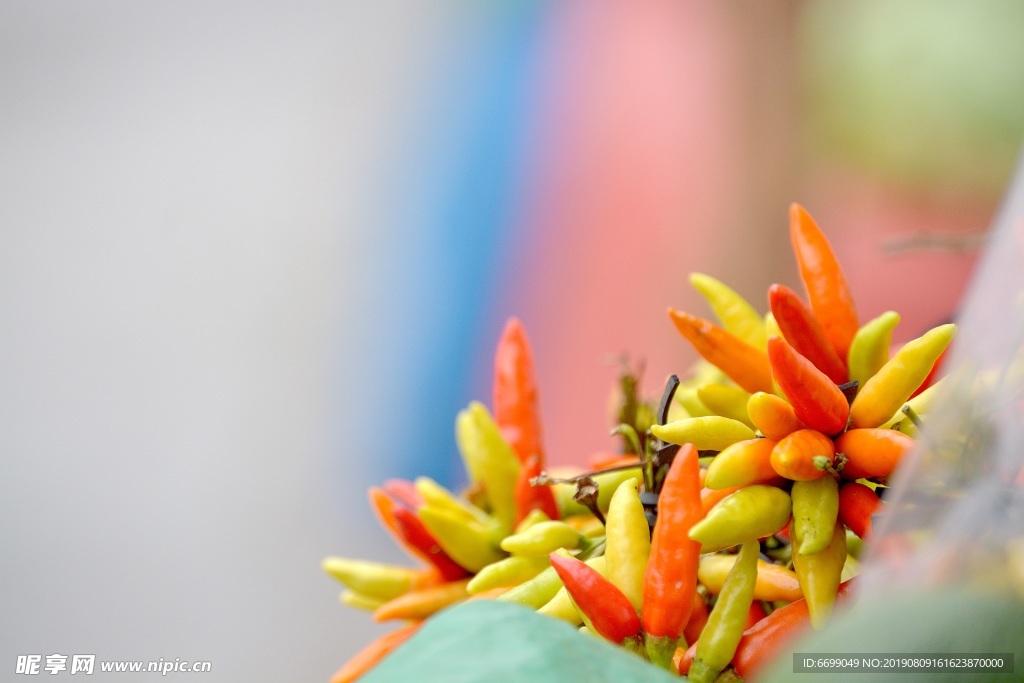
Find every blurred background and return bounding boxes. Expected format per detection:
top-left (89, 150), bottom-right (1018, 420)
top-left (1, 0), bottom-right (1021, 680)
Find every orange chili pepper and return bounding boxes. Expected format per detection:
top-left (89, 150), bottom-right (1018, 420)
top-left (771, 429), bottom-right (835, 481)
top-left (703, 438), bottom-right (780, 489)
top-left (668, 309), bottom-right (774, 394)
top-left (767, 336), bottom-right (849, 436)
top-left (372, 578), bottom-right (472, 622)
top-left (838, 481), bottom-right (883, 539)
top-left (329, 622), bottom-right (422, 683)
top-left (642, 443), bottom-right (703, 668)
top-left (768, 283), bottom-right (848, 385)
top-left (701, 485), bottom-right (741, 515)
top-left (699, 554), bottom-right (803, 603)
top-left (747, 391), bottom-right (805, 441)
top-left (835, 428), bottom-right (914, 480)
top-left (789, 203), bottom-right (859, 361)
top-left (588, 452), bottom-right (642, 470)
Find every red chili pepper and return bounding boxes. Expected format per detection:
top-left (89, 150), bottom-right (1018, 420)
top-left (744, 600), bottom-right (768, 629)
top-left (730, 580), bottom-right (855, 679)
top-left (910, 347), bottom-right (948, 399)
top-left (493, 317), bottom-right (544, 466)
top-left (678, 641), bottom-right (697, 675)
top-left (668, 309), bottom-right (775, 394)
top-left (329, 621), bottom-right (422, 683)
top-left (382, 478), bottom-right (424, 510)
top-left (548, 553), bottom-right (643, 646)
top-left (367, 487), bottom-right (469, 582)
top-left (838, 481), bottom-right (883, 539)
top-left (789, 204), bottom-right (859, 361)
top-left (513, 453), bottom-right (559, 524)
top-left (835, 428), bottom-right (914, 480)
top-left (768, 284), bottom-right (848, 385)
top-left (683, 589), bottom-right (710, 645)
top-left (392, 507), bottom-right (470, 581)
top-left (767, 336), bottom-right (849, 436)
top-left (588, 452), bottom-right (642, 470)
top-left (642, 443), bottom-right (703, 668)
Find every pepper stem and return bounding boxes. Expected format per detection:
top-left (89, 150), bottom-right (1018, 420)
top-left (643, 634), bottom-right (679, 670)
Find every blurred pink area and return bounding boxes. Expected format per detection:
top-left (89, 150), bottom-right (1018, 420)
top-left (514, 1), bottom-right (736, 465)
top-left (808, 170), bottom-right (986, 341)
top-left (505, 1), bottom-right (984, 467)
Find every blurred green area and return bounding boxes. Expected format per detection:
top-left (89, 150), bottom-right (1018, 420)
top-left (802, 0), bottom-right (1024, 199)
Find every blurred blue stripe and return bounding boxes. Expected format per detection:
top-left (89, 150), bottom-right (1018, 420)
top-left (339, 3), bottom-right (547, 489)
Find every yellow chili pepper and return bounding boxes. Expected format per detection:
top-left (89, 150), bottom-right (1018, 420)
top-left (689, 273), bottom-right (767, 348)
top-left (322, 558), bottom-right (435, 602)
top-left (849, 323), bottom-right (957, 429)
top-left (791, 475), bottom-right (840, 556)
top-left (764, 312), bottom-right (782, 341)
top-left (467, 555), bottom-right (550, 594)
top-left (675, 385), bottom-right (713, 418)
top-left (340, 590), bottom-right (386, 612)
top-left (513, 508), bottom-right (551, 534)
top-left (414, 476), bottom-right (491, 527)
top-left (696, 383), bottom-right (754, 428)
top-left (455, 402), bottom-right (521, 534)
top-left (847, 311), bottom-right (900, 389)
top-left (651, 416), bottom-right (756, 451)
top-left (605, 477), bottom-right (651, 612)
top-left (880, 378), bottom-right (945, 436)
top-left (499, 520), bottom-right (583, 556)
top-left (417, 507), bottom-right (506, 573)
top-left (689, 485), bottom-right (791, 553)
top-left (791, 520), bottom-right (847, 628)
top-left (689, 541), bottom-right (759, 683)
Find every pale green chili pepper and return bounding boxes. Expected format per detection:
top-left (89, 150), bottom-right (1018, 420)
top-left (791, 475), bottom-right (840, 556)
top-left (689, 541), bottom-right (759, 683)
top-left (847, 311), bottom-right (900, 389)
top-left (496, 565), bottom-right (563, 608)
top-left (792, 520), bottom-right (847, 629)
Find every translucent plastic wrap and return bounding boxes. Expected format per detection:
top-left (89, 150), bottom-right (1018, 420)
top-left (861, 153), bottom-right (1024, 597)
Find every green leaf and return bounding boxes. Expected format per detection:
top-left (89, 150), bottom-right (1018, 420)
top-left (759, 588), bottom-right (1024, 682)
top-left (360, 600), bottom-right (680, 683)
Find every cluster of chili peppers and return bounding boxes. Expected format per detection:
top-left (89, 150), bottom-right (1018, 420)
top-left (323, 204), bottom-right (954, 682)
